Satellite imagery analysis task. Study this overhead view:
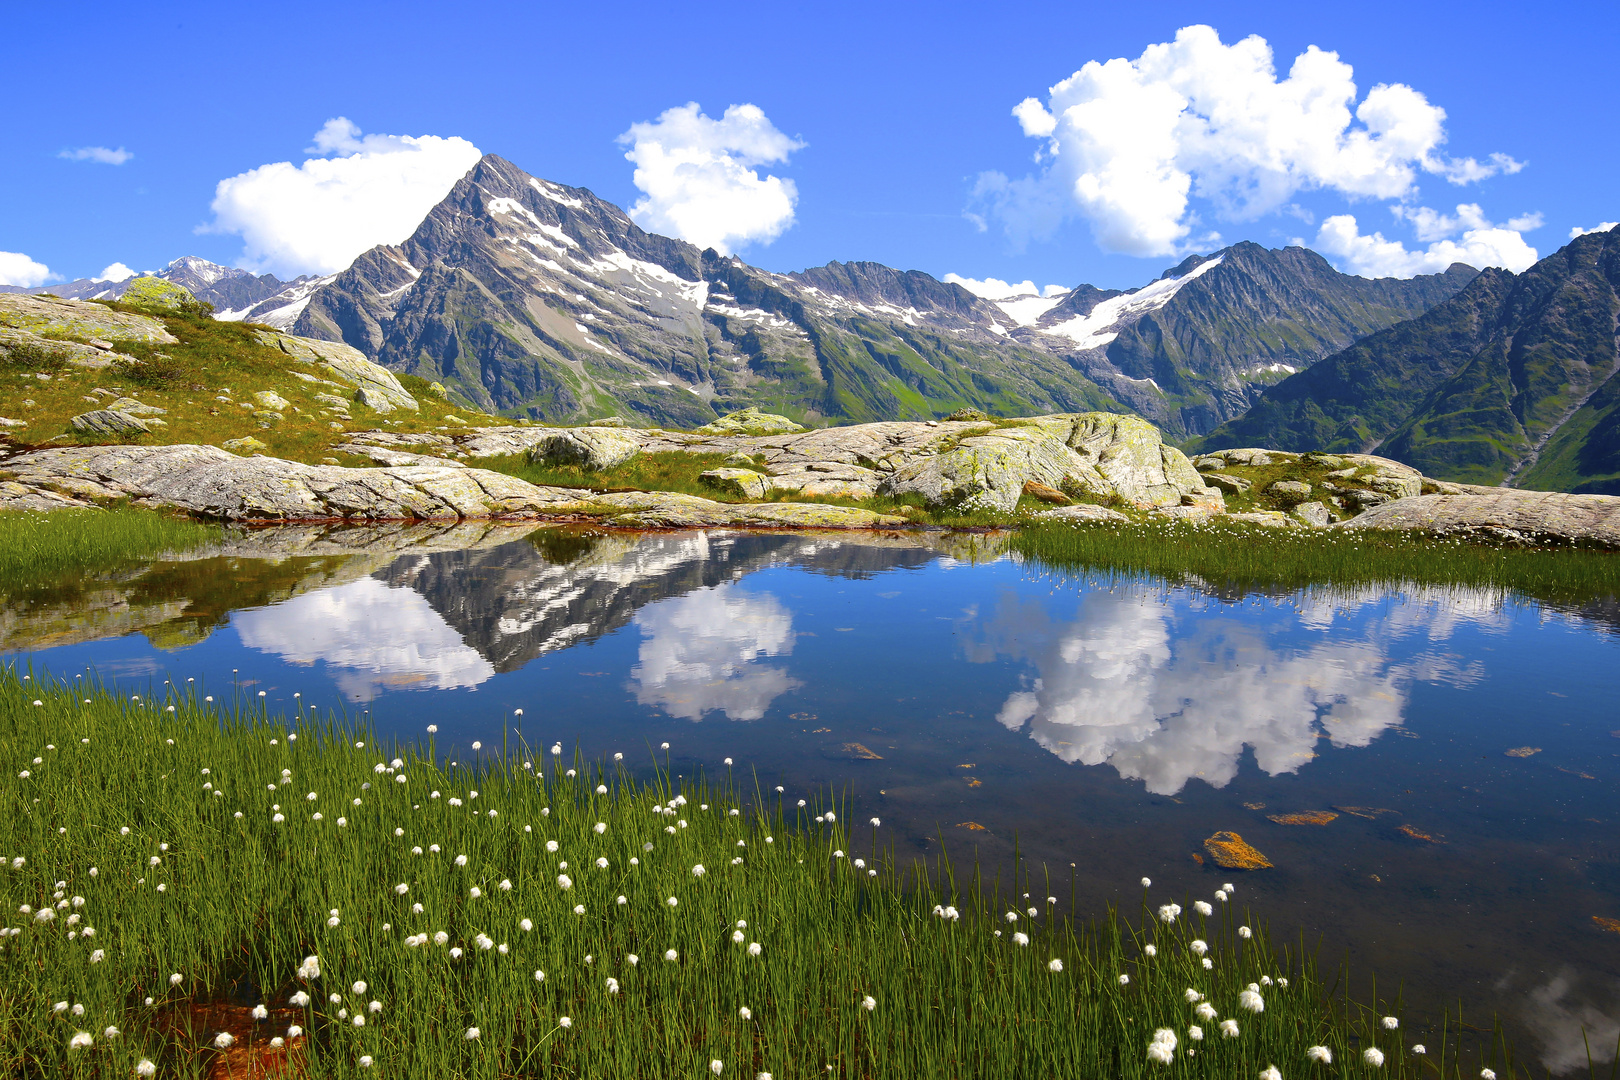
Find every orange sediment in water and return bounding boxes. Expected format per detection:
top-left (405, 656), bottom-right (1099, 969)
top-left (1504, 746), bottom-right (1541, 758)
top-left (1593, 916), bottom-right (1620, 934)
top-left (1334, 806), bottom-right (1396, 819)
top-left (957, 821), bottom-right (987, 831)
top-left (1397, 824), bottom-right (1443, 843)
top-left (1203, 832), bottom-right (1272, 870)
top-left (1266, 811), bottom-right (1338, 826)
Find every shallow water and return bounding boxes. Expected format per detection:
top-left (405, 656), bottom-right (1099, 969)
top-left (6, 524), bottom-right (1619, 1068)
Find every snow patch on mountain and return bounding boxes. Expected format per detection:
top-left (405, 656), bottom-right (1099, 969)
top-left (1044, 255), bottom-right (1225, 349)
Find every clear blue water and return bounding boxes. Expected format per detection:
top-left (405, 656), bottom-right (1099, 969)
top-left (6, 526), bottom-right (1619, 1069)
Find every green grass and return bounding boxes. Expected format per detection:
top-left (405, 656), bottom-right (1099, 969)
top-left (1012, 519), bottom-right (1620, 607)
top-left (474, 451), bottom-right (750, 500)
top-left (0, 509), bottom-right (218, 603)
top-left (0, 670), bottom-right (1506, 1079)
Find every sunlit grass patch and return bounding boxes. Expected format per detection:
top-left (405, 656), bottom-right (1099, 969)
top-left (0, 670), bottom-right (1508, 1078)
top-left (0, 508), bottom-right (218, 602)
top-left (1012, 519), bottom-right (1620, 608)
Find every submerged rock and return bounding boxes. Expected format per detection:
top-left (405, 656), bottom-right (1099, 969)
top-left (1203, 832), bottom-right (1272, 870)
top-left (1266, 811), bottom-right (1338, 826)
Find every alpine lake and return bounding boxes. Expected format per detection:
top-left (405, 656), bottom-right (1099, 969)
top-left (6, 522), bottom-right (1618, 1071)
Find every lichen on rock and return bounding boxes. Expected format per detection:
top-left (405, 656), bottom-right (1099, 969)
top-left (1203, 831), bottom-right (1273, 869)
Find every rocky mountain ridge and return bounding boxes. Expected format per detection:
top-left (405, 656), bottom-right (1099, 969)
top-left (0, 256), bottom-right (321, 329)
top-left (286, 154), bottom-right (1474, 436)
top-left (1198, 227), bottom-right (1620, 491)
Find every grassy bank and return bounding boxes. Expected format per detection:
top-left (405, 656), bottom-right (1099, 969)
top-left (0, 509), bottom-right (218, 602)
top-left (1012, 519), bottom-right (1620, 608)
top-left (0, 671), bottom-right (1486, 1079)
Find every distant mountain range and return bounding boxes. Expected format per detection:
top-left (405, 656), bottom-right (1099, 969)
top-left (29, 152), bottom-right (1619, 491)
top-left (1194, 227), bottom-right (1620, 491)
top-left (0, 255), bottom-right (323, 326)
top-left (282, 154), bottom-right (1472, 435)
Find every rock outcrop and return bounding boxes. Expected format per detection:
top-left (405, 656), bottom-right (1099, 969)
top-left (1337, 490), bottom-right (1620, 547)
top-left (0, 444), bottom-right (903, 529)
top-left (0, 293), bottom-right (177, 345)
top-left (527, 427), bottom-right (642, 471)
top-left (695, 408), bottom-right (805, 437)
top-left (251, 329), bottom-right (419, 413)
top-left (358, 411), bottom-right (1219, 514)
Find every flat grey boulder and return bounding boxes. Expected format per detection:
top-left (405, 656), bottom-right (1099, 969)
top-left (1337, 490), bottom-right (1620, 548)
top-left (1269, 480), bottom-right (1313, 503)
top-left (527, 427), bottom-right (641, 471)
top-left (700, 468), bottom-right (773, 499)
top-left (1291, 501), bottom-right (1333, 527)
top-left (0, 293), bottom-right (177, 345)
top-left (3, 444), bottom-right (581, 522)
top-left (70, 409), bottom-right (150, 435)
top-left (108, 397), bottom-right (167, 417)
top-left (696, 407), bottom-right (804, 436)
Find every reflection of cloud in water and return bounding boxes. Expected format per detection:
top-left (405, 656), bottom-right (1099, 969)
top-left (972, 587), bottom-right (1483, 795)
top-left (234, 577), bottom-right (494, 702)
top-left (631, 583), bottom-right (798, 721)
top-left (1518, 970), bottom-right (1620, 1073)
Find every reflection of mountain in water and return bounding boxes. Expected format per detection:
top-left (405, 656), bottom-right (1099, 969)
top-left (373, 531), bottom-right (946, 675)
top-left (967, 586), bottom-right (1489, 795)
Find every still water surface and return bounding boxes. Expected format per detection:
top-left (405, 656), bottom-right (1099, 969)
top-left (6, 525), bottom-right (1619, 1068)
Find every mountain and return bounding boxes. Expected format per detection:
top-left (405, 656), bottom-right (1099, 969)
top-left (0, 256), bottom-right (320, 328)
top-left (289, 155), bottom-right (1124, 427)
top-left (289, 154), bottom-right (1471, 432)
top-left (1192, 227), bottom-right (1620, 490)
top-left (974, 244), bottom-right (1477, 437)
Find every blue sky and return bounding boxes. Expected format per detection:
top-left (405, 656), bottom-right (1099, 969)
top-left (2, 0), bottom-right (1615, 293)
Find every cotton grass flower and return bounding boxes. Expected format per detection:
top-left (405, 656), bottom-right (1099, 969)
top-left (1220, 1019), bottom-right (1240, 1038)
top-left (1239, 925), bottom-right (1253, 939)
top-left (1147, 1028), bottom-right (1176, 1065)
top-left (861, 995), bottom-right (877, 1011)
top-left (1307, 1046), bottom-right (1333, 1063)
top-left (1196, 1002), bottom-right (1217, 1021)
top-left (252, 1003), bottom-right (269, 1020)
top-left (1261, 1067), bottom-right (1283, 1080)
top-left (1412, 1045), bottom-right (1426, 1055)
top-left (1382, 1016), bottom-right (1399, 1029)
top-left (1143, 944), bottom-right (1157, 957)
top-left (559, 1016), bottom-right (572, 1028)
top-left (1194, 900), bottom-right (1213, 916)
top-left (1364, 1048), bottom-right (1385, 1066)
top-left (136, 1061), bottom-right (156, 1076)
top-left (1048, 958), bottom-right (1063, 972)
top-left (665, 949), bottom-right (679, 962)
top-left (1191, 939), bottom-right (1208, 956)
top-left (68, 1031), bottom-right (93, 1050)
top-left (1480, 1070), bottom-right (1495, 1079)
top-left (465, 1027), bottom-right (481, 1040)
top-left (213, 1032), bottom-right (235, 1048)
top-left (748, 942), bottom-right (762, 957)
top-left (1240, 989), bottom-right (1265, 1013)
top-left (1158, 903), bottom-right (1181, 923)
top-left (1012, 932), bottom-right (1030, 946)
top-left (711, 1060), bottom-right (725, 1076)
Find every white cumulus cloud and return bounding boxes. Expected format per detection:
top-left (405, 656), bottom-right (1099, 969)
top-left (942, 274), bottom-right (1068, 300)
top-left (204, 117), bottom-right (482, 277)
top-left (59, 146), bottom-right (133, 165)
top-left (97, 263), bottom-right (137, 283)
top-left (1570, 221), bottom-right (1618, 239)
top-left (976, 24), bottom-right (1522, 259)
top-left (619, 103), bottom-right (804, 255)
top-left (1314, 206), bottom-right (1540, 278)
top-left (0, 252), bottom-right (51, 287)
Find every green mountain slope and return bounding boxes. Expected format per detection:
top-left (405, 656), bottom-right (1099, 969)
top-left (1193, 227), bottom-right (1620, 490)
